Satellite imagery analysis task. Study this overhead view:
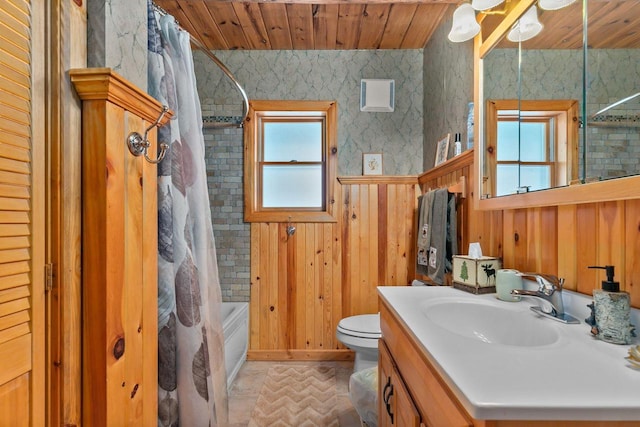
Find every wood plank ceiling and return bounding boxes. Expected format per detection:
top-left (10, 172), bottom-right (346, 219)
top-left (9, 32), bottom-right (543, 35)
top-left (154, 0), bottom-right (640, 51)
top-left (153, 0), bottom-right (455, 50)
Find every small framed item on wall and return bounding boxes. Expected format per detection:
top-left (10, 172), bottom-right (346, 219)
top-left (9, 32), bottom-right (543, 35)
top-left (363, 153), bottom-right (383, 175)
top-left (434, 133), bottom-right (450, 167)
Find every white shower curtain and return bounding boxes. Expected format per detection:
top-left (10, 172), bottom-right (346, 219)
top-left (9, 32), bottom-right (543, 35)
top-left (147, 2), bottom-right (228, 425)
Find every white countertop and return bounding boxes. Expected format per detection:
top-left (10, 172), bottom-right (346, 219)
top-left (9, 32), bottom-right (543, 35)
top-left (378, 286), bottom-right (640, 421)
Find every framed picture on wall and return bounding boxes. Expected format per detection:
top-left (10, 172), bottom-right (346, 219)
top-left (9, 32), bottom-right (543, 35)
top-left (363, 153), bottom-right (383, 175)
top-left (434, 134), bottom-right (450, 167)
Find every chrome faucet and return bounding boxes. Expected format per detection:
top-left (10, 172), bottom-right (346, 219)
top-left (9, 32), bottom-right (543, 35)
top-left (511, 274), bottom-right (579, 324)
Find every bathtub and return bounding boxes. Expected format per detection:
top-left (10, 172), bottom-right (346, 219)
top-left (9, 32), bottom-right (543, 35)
top-left (220, 302), bottom-right (249, 389)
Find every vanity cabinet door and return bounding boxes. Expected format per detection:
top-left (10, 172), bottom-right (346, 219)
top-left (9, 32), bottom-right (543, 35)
top-left (379, 340), bottom-right (420, 427)
top-left (379, 342), bottom-right (394, 427)
top-left (380, 300), bottom-right (474, 427)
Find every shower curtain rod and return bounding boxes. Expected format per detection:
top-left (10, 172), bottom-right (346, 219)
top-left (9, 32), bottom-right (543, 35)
top-left (152, 2), bottom-right (249, 128)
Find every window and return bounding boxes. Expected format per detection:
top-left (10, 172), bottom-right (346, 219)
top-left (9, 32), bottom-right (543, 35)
top-left (244, 100), bottom-right (338, 222)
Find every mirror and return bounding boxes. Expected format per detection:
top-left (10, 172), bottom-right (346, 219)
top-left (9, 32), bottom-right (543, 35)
top-left (480, 1), bottom-right (584, 198)
top-left (477, 0), bottom-right (640, 202)
top-left (584, 0), bottom-right (640, 182)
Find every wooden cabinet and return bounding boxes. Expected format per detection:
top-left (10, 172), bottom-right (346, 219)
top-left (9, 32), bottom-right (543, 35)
top-left (379, 300), bottom-right (472, 427)
top-left (70, 68), bottom-right (169, 426)
top-left (379, 340), bottom-right (420, 427)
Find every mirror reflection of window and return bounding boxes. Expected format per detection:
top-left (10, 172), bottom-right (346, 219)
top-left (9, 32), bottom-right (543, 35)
top-left (486, 100), bottom-right (578, 198)
top-left (496, 117), bottom-right (553, 196)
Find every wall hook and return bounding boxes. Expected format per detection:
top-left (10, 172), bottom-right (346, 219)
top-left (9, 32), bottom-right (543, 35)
top-left (127, 105), bottom-right (169, 164)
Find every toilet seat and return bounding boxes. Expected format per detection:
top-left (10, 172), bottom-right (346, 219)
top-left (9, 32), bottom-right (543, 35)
top-left (337, 314), bottom-right (381, 339)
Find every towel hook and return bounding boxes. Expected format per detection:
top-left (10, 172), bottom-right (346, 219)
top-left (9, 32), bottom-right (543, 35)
top-left (127, 105), bottom-right (169, 164)
top-left (286, 216), bottom-right (296, 237)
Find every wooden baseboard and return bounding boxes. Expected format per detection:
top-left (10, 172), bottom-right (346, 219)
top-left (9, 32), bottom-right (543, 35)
top-left (247, 349), bottom-right (355, 361)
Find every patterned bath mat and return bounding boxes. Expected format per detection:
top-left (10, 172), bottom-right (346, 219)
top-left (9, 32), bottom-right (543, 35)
top-left (249, 365), bottom-right (339, 427)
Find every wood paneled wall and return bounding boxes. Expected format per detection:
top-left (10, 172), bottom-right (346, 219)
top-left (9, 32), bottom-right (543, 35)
top-left (249, 148), bottom-right (640, 358)
top-left (420, 151), bottom-right (640, 309)
top-left (248, 176), bottom-right (419, 359)
top-left (500, 202), bottom-right (640, 308)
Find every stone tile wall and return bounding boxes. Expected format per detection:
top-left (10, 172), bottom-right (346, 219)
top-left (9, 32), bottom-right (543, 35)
top-left (201, 102), bottom-right (249, 302)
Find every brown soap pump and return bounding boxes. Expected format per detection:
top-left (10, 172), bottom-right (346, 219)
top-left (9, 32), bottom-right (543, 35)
top-left (587, 265), bottom-right (635, 344)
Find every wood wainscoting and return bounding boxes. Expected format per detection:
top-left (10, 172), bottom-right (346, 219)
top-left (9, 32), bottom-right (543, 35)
top-left (248, 148), bottom-right (640, 359)
top-left (248, 176), bottom-right (419, 359)
top-left (498, 201), bottom-right (640, 307)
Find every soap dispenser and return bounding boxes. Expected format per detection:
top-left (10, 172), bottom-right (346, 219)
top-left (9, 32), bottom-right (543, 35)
top-left (586, 265), bottom-right (636, 344)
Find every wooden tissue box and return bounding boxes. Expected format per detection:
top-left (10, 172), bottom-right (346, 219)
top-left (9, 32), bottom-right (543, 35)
top-left (452, 256), bottom-right (501, 294)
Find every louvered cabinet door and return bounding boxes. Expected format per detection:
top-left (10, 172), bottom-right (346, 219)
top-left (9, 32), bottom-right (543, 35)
top-left (0, 0), bottom-right (46, 425)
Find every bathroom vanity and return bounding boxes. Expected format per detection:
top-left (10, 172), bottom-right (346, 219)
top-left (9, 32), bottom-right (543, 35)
top-left (378, 286), bottom-right (640, 427)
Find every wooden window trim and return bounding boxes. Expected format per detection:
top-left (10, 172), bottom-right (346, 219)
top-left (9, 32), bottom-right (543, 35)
top-left (244, 100), bottom-right (338, 223)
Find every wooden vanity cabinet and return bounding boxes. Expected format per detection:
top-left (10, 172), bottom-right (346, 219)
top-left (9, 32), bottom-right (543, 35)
top-left (379, 340), bottom-right (420, 427)
top-left (379, 299), bottom-right (473, 427)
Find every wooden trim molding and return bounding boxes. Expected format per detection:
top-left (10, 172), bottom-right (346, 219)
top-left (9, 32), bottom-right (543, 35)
top-left (247, 349), bottom-right (354, 361)
top-left (69, 68), bottom-right (172, 125)
top-left (244, 100), bottom-right (338, 223)
top-left (480, 175), bottom-right (640, 210)
top-left (338, 175), bottom-right (418, 185)
top-left (418, 150), bottom-right (473, 186)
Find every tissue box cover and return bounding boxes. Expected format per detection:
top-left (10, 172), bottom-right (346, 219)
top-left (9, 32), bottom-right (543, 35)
top-left (452, 256), bottom-right (501, 288)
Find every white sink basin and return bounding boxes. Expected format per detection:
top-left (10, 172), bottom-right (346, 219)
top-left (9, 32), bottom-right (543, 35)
top-left (422, 299), bottom-right (560, 347)
top-left (379, 286), bottom-right (640, 421)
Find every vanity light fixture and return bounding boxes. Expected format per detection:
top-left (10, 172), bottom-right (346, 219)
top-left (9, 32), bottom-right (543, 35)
top-left (507, 6), bottom-right (544, 42)
top-left (449, 0), bottom-right (575, 44)
top-left (448, 0), bottom-right (511, 43)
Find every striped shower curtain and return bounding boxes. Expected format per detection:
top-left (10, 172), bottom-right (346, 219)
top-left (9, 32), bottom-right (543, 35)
top-left (147, 2), bottom-right (228, 425)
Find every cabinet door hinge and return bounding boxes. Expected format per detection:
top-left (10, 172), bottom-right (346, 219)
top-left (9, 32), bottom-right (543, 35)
top-left (45, 263), bottom-right (54, 292)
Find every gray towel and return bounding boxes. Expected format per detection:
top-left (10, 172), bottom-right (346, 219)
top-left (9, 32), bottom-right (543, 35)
top-left (445, 191), bottom-right (458, 275)
top-left (427, 189), bottom-right (448, 284)
top-left (416, 189), bottom-right (457, 284)
top-left (416, 191), bottom-right (434, 275)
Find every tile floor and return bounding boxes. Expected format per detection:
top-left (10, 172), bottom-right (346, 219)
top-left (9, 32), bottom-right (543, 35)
top-left (228, 360), bottom-right (363, 426)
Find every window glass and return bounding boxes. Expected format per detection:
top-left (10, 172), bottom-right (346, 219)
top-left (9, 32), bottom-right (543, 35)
top-left (497, 121), bottom-right (519, 161)
top-left (520, 165), bottom-right (551, 192)
top-left (496, 164), bottom-right (519, 196)
top-left (263, 121), bottom-right (322, 162)
top-left (520, 122), bottom-right (546, 162)
top-left (262, 165), bottom-right (323, 208)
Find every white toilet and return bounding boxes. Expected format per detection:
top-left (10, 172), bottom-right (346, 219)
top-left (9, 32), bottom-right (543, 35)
top-left (336, 313), bottom-right (381, 372)
top-left (337, 281), bottom-right (426, 373)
